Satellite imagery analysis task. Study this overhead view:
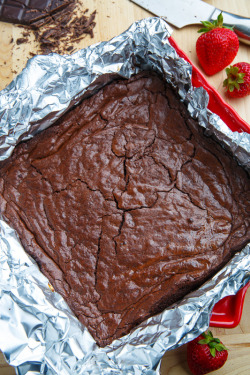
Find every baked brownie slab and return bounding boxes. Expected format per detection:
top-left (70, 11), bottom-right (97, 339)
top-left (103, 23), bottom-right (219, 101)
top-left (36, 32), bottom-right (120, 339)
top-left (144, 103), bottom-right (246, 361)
top-left (0, 71), bottom-right (249, 346)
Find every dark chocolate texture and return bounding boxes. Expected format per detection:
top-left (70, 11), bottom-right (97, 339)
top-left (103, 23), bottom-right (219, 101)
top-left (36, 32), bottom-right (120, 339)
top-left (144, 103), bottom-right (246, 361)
top-left (0, 0), bottom-right (73, 26)
top-left (0, 72), bottom-right (249, 347)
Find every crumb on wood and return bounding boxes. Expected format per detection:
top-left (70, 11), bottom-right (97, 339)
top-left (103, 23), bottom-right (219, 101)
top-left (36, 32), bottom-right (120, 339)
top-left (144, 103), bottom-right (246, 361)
top-left (8, 1), bottom-right (97, 56)
top-left (16, 37), bottom-right (29, 45)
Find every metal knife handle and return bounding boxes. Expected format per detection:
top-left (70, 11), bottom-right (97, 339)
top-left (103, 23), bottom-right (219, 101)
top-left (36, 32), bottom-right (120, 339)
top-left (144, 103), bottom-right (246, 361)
top-left (210, 9), bottom-right (250, 45)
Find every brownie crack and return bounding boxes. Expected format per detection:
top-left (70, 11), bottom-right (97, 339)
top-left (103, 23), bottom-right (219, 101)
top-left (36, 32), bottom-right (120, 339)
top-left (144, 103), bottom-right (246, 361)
top-left (0, 71), bottom-right (249, 348)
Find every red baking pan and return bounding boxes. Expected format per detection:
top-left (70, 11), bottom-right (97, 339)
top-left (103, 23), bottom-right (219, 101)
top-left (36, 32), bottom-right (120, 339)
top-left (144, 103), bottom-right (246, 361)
top-left (169, 37), bottom-right (250, 133)
top-left (169, 36), bottom-right (250, 328)
top-left (210, 281), bottom-right (250, 328)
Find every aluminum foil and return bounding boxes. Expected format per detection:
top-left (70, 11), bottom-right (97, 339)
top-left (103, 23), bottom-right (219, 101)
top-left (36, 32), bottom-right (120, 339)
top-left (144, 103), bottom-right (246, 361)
top-left (0, 17), bottom-right (249, 375)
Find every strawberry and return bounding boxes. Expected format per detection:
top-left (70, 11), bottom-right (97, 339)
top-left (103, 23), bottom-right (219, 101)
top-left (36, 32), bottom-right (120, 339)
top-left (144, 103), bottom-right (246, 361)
top-left (223, 62), bottom-right (250, 98)
top-left (196, 13), bottom-right (239, 76)
top-left (187, 330), bottom-right (228, 375)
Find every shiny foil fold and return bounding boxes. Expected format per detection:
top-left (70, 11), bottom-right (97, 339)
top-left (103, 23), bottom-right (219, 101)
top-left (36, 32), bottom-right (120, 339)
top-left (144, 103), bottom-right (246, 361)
top-left (0, 17), bottom-right (249, 375)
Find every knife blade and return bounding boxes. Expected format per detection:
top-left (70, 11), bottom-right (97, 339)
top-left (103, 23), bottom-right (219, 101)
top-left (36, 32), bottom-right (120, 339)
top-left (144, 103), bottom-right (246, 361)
top-left (131, 0), bottom-right (250, 44)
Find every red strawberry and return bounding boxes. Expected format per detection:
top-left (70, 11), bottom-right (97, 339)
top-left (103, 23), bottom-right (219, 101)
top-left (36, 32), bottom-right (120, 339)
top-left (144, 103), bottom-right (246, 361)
top-left (187, 330), bottom-right (228, 375)
top-left (223, 62), bottom-right (250, 98)
top-left (196, 13), bottom-right (239, 76)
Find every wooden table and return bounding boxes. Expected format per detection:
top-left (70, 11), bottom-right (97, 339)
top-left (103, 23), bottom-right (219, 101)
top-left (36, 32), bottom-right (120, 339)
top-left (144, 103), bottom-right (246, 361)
top-left (0, 0), bottom-right (249, 374)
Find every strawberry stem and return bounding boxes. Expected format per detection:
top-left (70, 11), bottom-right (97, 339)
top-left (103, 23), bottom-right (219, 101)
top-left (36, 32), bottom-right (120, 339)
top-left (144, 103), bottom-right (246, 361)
top-left (223, 66), bottom-right (245, 92)
top-left (198, 331), bottom-right (228, 357)
top-left (198, 12), bottom-right (234, 33)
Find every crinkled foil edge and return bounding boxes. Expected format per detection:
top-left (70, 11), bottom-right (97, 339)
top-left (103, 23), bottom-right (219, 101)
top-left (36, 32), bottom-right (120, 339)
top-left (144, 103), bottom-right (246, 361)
top-left (0, 17), bottom-right (249, 375)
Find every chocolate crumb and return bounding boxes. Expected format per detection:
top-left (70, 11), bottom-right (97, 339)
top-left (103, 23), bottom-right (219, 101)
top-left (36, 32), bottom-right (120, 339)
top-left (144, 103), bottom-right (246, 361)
top-left (34, 2), bottom-right (97, 55)
top-left (16, 38), bottom-right (29, 45)
top-left (22, 31), bottom-right (31, 37)
top-left (3, 1), bottom-right (96, 56)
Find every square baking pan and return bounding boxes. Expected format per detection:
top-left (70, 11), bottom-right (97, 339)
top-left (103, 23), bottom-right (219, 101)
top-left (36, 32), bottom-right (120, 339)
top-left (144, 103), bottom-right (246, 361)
top-left (169, 36), bottom-right (250, 328)
top-left (0, 17), bottom-right (249, 375)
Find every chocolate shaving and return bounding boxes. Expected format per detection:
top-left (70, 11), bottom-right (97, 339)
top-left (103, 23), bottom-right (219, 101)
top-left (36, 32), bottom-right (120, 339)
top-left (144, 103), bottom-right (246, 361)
top-left (33, 1), bottom-right (96, 55)
top-left (6, 0), bottom-right (96, 55)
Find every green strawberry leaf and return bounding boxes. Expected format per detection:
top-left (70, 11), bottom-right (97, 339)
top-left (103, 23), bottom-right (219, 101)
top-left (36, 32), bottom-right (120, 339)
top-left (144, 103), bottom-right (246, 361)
top-left (199, 330), bottom-right (228, 356)
top-left (228, 84), bottom-right (235, 92)
top-left (198, 338), bottom-right (210, 344)
top-left (224, 66), bottom-right (246, 93)
top-left (208, 341), bottom-right (217, 349)
top-left (210, 347), bottom-right (216, 357)
top-left (217, 12), bottom-right (224, 27)
top-left (215, 343), bottom-right (228, 352)
top-left (207, 330), bottom-right (213, 338)
top-left (197, 12), bottom-right (234, 34)
top-left (202, 21), bottom-right (214, 28)
top-left (198, 28), bottom-right (210, 33)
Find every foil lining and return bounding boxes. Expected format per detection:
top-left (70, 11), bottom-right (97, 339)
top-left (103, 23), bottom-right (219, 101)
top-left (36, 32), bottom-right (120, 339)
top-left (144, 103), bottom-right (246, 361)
top-left (0, 17), bottom-right (249, 375)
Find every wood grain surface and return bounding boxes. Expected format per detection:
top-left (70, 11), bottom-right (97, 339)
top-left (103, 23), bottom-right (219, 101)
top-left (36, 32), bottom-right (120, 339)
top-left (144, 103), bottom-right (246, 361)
top-left (0, 0), bottom-right (249, 374)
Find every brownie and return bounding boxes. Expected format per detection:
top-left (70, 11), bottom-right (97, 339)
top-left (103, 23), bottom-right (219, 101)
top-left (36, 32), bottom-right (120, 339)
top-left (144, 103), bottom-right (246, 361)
top-left (0, 71), bottom-right (249, 347)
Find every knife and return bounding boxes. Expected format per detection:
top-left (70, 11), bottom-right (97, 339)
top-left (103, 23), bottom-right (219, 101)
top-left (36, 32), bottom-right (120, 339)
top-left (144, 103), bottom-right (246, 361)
top-left (130, 0), bottom-right (250, 44)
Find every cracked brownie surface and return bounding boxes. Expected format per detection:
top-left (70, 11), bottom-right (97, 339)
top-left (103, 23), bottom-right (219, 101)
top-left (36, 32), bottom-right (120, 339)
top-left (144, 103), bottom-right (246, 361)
top-left (0, 71), bottom-right (249, 346)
